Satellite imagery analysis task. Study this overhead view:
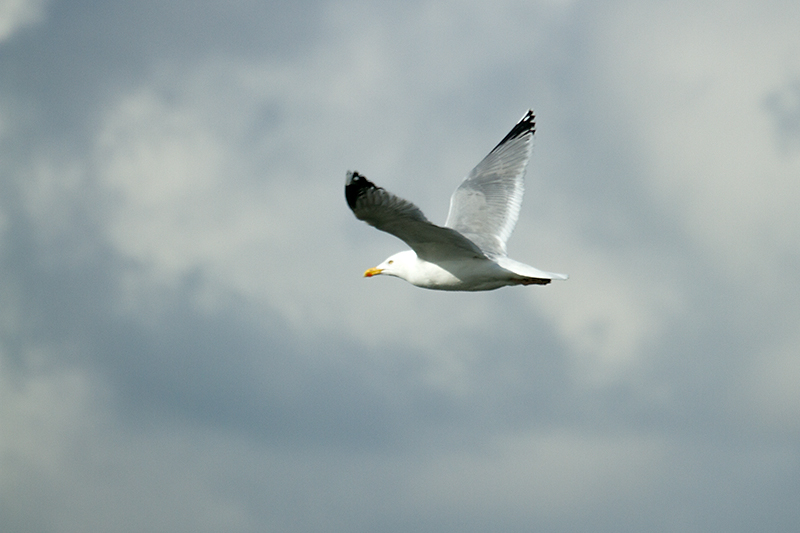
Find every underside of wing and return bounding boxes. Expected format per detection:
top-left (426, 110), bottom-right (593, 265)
top-left (345, 171), bottom-right (485, 261)
top-left (444, 110), bottom-right (535, 256)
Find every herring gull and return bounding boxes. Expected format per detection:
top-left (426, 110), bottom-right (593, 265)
top-left (345, 110), bottom-right (567, 291)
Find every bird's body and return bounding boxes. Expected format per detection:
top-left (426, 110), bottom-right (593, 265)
top-left (364, 250), bottom-right (556, 291)
top-left (345, 110), bottom-right (567, 291)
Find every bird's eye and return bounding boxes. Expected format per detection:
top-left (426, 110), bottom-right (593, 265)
top-left (388, 260), bottom-right (394, 265)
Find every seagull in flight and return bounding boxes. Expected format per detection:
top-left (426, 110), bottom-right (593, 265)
top-left (345, 110), bottom-right (567, 291)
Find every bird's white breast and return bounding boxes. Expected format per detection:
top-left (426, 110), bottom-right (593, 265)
top-left (405, 256), bottom-right (513, 291)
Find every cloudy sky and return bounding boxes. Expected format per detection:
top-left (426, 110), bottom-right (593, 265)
top-left (2, 0), bottom-right (799, 531)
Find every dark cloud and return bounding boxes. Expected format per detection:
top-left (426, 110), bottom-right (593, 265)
top-left (0, 0), bottom-right (324, 141)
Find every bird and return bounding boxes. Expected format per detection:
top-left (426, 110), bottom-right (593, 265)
top-left (345, 110), bottom-right (567, 291)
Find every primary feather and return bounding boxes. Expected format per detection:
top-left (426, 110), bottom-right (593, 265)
top-left (345, 171), bottom-right (485, 261)
top-left (444, 109), bottom-right (534, 256)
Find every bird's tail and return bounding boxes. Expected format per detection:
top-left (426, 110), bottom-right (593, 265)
top-left (495, 256), bottom-right (568, 283)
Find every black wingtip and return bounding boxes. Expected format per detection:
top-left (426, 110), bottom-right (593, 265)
top-left (345, 170), bottom-right (378, 210)
top-left (491, 109), bottom-right (535, 152)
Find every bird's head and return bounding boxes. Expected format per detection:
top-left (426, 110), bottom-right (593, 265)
top-left (363, 250), bottom-right (416, 280)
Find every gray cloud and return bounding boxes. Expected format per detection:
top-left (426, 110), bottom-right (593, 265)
top-left (2, 0), bottom-right (800, 532)
top-left (765, 80), bottom-right (800, 151)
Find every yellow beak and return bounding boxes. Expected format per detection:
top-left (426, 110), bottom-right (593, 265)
top-left (363, 267), bottom-right (383, 277)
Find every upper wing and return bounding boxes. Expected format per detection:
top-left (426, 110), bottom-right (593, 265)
top-left (444, 110), bottom-right (535, 256)
top-left (345, 171), bottom-right (485, 261)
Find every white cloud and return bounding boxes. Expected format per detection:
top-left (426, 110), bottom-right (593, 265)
top-left (537, 241), bottom-right (685, 387)
top-left (89, 63), bottom-right (348, 324)
top-left (0, 359), bottom-right (94, 473)
top-left (506, 0), bottom-right (800, 392)
top-left (0, 0), bottom-right (48, 41)
top-left (590, 0), bottom-right (800, 289)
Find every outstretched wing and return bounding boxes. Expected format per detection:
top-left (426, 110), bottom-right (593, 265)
top-left (345, 171), bottom-right (485, 261)
top-left (444, 110), bottom-right (535, 256)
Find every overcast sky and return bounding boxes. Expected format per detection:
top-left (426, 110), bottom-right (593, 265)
top-left (2, 0), bottom-right (799, 531)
